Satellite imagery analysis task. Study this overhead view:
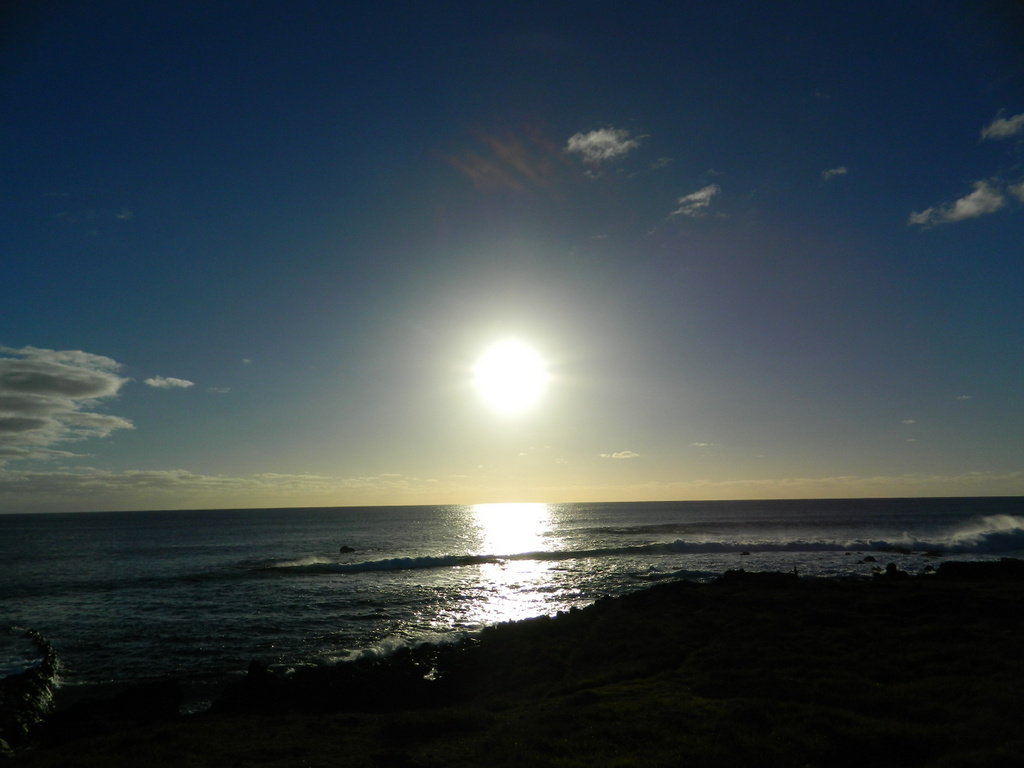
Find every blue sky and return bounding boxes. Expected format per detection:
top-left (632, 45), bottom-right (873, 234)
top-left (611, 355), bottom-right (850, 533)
top-left (2, 1), bottom-right (1022, 512)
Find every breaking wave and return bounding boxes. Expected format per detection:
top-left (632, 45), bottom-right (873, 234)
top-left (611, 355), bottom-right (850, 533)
top-left (0, 627), bottom-right (60, 752)
top-left (264, 515), bottom-right (1024, 576)
top-left (934, 514), bottom-right (1024, 554)
top-left (273, 554), bottom-right (505, 574)
top-left (665, 515), bottom-right (1024, 556)
top-left (268, 544), bottom-right (675, 575)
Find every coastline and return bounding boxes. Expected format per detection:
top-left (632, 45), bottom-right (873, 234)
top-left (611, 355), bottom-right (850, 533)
top-left (10, 559), bottom-right (1024, 767)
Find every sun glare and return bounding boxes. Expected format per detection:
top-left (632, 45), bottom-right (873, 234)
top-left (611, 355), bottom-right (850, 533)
top-left (465, 502), bottom-right (561, 625)
top-left (473, 502), bottom-right (551, 555)
top-left (472, 339), bottom-right (549, 415)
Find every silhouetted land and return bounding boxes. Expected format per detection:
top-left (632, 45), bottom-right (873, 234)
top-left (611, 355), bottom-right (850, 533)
top-left (11, 560), bottom-right (1024, 767)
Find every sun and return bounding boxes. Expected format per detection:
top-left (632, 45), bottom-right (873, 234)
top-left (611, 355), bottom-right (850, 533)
top-left (472, 339), bottom-right (549, 415)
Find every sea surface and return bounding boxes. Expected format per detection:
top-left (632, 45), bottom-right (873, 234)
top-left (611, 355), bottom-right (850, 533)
top-left (2, 497), bottom-right (1022, 710)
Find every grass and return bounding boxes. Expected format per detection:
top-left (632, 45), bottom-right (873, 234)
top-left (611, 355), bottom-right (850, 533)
top-left (12, 566), bottom-right (1024, 767)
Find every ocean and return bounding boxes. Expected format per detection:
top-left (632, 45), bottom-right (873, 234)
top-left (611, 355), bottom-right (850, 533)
top-left (2, 497), bottom-right (1022, 711)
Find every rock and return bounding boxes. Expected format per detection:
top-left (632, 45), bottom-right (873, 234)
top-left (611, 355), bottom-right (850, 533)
top-left (937, 558), bottom-right (1024, 582)
top-left (109, 678), bottom-right (183, 721)
top-left (718, 570), bottom-right (799, 585)
top-left (0, 628), bottom-right (59, 752)
top-left (209, 660), bottom-right (289, 715)
top-left (877, 562), bottom-right (909, 580)
top-left (39, 678), bottom-right (182, 747)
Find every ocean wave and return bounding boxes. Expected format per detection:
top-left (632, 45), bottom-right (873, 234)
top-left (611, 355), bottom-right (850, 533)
top-left (586, 523), bottom-right (692, 536)
top-left (266, 555), bottom-right (337, 569)
top-left (271, 553), bottom-right (507, 574)
top-left (665, 515), bottom-right (1024, 556)
top-left (0, 627), bottom-right (59, 751)
top-left (933, 514), bottom-right (1024, 554)
top-left (665, 540), bottom-right (848, 554)
top-left (327, 631), bottom-right (472, 665)
top-left (268, 544), bottom-right (675, 575)
top-left (265, 515), bottom-right (1024, 576)
top-left (641, 568), bottom-right (721, 582)
top-left (1, 627), bottom-right (49, 679)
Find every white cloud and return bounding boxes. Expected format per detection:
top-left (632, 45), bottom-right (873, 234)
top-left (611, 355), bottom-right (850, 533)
top-left (907, 208), bottom-right (935, 226)
top-left (956, 394), bottom-right (973, 401)
top-left (565, 128), bottom-right (642, 164)
top-left (946, 181), bottom-right (1006, 219)
top-left (908, 180), bottom-right (1006, 226)
top-left (670, 184), bottom-right (721, 217)
top-left (0, 346), bottom-right (132, 463)
top-left (599, 450), bottom-right (640, 459)
top-left (902, 419), bottom-right (916, 425)
top-left (821, 167), bottom-right (848, 180)
top-left (144, 376), bottom-right (194, 389)
top-left (913, 112), bottom-right (1024, 225)
top-left (980, 112), bottom-right (1024, 140)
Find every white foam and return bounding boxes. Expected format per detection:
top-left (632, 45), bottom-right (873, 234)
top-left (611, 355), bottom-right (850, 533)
top-left (263, 515), bottom-right (1024, 581)
top-left (269, 555), bottom-right (334, 568)
top-left (328, 631), bottom-right (472, 664)
top-left (941, 514), bottom-right (1024, 554)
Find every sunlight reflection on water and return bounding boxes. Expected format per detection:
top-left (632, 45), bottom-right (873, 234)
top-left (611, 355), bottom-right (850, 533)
top-left (473, 502), bottom-right (552, 556)
top-left (462, 502), bottom-right (574, 625)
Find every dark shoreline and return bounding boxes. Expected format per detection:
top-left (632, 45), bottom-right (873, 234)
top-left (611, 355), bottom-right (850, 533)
top-left (10, 559), bottom-right (1024, 767)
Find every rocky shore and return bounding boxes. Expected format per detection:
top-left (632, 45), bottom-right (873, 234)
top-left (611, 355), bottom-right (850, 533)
top-left (0, 630), bottom-right (58, 757)
top-left (9, 559), bottom-right (1024, 767)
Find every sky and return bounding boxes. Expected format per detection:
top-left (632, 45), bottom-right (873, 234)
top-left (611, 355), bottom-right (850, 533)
top-left (1, 1), bottom-right (1023, 513)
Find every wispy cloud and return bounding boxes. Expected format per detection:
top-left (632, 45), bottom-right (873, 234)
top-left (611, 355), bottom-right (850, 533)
top-left (599, 450), bottom-right (640, 459)
top-left (670, 184), bottom-right (721, 217)
top-left (0, 346), bottom-right (132, 463)
top-left (821, 166), bottom-right (848, 180)
top-left (49, 195), bottom-right (135, 236)
top-left (450, 150), bottom-right (528, 193)
top-left (908, 180), bottom-right (1007, 227)
top-left (450, 126), bottom-right (563, 193)
top-left (0, 468), bottom-right (470, 513)
top-left (565, 128), bottom-right (642, 164)
top-left (980, 112), bottom-right (1024, 140)
top-left (144, 376), bottom-right (194, 389)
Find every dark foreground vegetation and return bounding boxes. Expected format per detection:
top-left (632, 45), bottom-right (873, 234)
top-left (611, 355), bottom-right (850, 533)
top-left (10, 560), bottom-right (1024, 767)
